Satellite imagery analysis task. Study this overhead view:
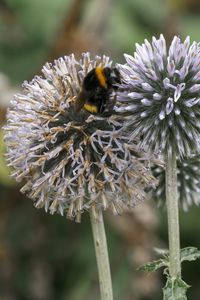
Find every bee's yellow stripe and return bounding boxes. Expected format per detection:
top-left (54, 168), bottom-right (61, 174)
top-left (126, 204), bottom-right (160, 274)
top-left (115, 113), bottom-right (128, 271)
top-left (95, 67), bottom-right (107, 88)
top-left (84, 103), bottom-right (98, 113)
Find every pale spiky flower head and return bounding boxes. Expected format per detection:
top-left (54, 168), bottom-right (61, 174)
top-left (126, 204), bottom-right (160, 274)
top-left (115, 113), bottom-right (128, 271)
top-left (4, 53), bottom-right (157, 221)
top-left (117, 35), bottom-right (200, 158)
top-left (152, 154), bottom-right (200, 211)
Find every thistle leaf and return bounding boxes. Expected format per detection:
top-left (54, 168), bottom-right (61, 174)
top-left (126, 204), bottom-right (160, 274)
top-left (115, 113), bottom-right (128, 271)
top-left (180, 247), bottom-right (200, 263)
top-left (138, 258), bottom-right (168, 273)
top-left (163, 277), bottom-right (190, 300)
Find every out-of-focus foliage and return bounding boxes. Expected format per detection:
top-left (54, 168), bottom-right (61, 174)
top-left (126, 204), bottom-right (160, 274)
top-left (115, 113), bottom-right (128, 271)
top-left (0, 191), bottom-right (133, 300)
top-left (0, 0), bottom-right (70, 82)
top-left (1, 0), bottom-right (200, 82)
top-left (0, 130), bottom-right (14, 186)
top-left (1, 0), bottom-right (200, 299)
top-left (106, 0), bottom-right (167, 56)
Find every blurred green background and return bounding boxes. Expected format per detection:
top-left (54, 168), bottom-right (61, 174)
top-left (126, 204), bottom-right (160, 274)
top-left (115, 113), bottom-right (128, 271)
top-left (1, 0), bottom-right (200, 299)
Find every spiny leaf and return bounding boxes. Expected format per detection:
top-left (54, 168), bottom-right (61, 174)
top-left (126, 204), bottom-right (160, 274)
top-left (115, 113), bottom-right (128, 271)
top-left (138, 258), bottom-right (168, 273)
top-left (163, 277), bottom-right (190, 300)
top-left (180, 247), bottom-right (200, 263)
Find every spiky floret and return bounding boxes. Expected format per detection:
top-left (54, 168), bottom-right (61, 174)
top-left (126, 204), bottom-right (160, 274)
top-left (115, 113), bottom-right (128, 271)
top-left (152, 154), bottom-right (200, 211)
top-left (116, 35), bottom-right (200, 158)
top-left (4, 53), bottom-right (156, 221)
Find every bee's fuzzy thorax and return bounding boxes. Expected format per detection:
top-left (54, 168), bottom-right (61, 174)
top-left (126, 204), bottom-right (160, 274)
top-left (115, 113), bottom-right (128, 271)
top-left (95, 67), bottom-right (107, 88)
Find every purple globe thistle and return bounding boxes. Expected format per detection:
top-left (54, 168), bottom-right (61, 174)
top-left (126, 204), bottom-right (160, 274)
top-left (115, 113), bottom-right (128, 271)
top-left (4, 53), bottom-right (157, 221)
top-left (152, 154), bottom-right (200, 211)
top-left (116, 35), bottom-right (200, 158)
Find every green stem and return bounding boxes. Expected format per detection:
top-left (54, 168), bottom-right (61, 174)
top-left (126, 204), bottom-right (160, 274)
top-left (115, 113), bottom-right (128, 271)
top-left (165, 148), bottom-right (181, 278)
top-left (90, 209), bottom-right (113, 300)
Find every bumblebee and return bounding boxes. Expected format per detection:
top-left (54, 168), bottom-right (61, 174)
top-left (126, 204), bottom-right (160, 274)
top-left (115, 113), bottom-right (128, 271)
top-left (75, 67), bottom-right (121, 114)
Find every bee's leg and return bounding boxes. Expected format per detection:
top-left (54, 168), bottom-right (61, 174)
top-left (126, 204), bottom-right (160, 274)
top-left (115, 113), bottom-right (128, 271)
top-left (102, 92), bottom-right (117, 117)
top-left (74, 91), bottom-right (85, 112)
top-left (108, 92), bottom-right (117, 111)
top-left (99, 98), bottom-right (106, 113)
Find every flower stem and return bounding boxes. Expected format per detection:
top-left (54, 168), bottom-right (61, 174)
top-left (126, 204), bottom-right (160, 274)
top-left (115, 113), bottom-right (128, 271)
top-left (165, 148), bottom-right (181, 278)
top-left (90, 209), bottom-right (113, 300)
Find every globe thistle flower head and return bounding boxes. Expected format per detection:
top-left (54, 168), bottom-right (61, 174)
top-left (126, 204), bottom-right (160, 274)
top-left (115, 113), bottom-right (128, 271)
top-left (4, 53), bottom-right (157, 221)
top-left (117, 35), bottom-right (200, 158)
top-left (152, 154), bottom-right (200, 211)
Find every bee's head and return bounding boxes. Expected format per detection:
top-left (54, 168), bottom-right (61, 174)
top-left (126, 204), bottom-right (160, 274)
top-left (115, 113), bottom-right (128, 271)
top-left (104, 67), bottom-right (121, 88)
top-left (111, 68), bottom-right (121, 84)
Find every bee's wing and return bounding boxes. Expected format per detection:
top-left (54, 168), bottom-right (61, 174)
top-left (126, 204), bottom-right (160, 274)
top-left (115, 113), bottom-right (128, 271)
top-left (74, 90), bottom-right (86, 112)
